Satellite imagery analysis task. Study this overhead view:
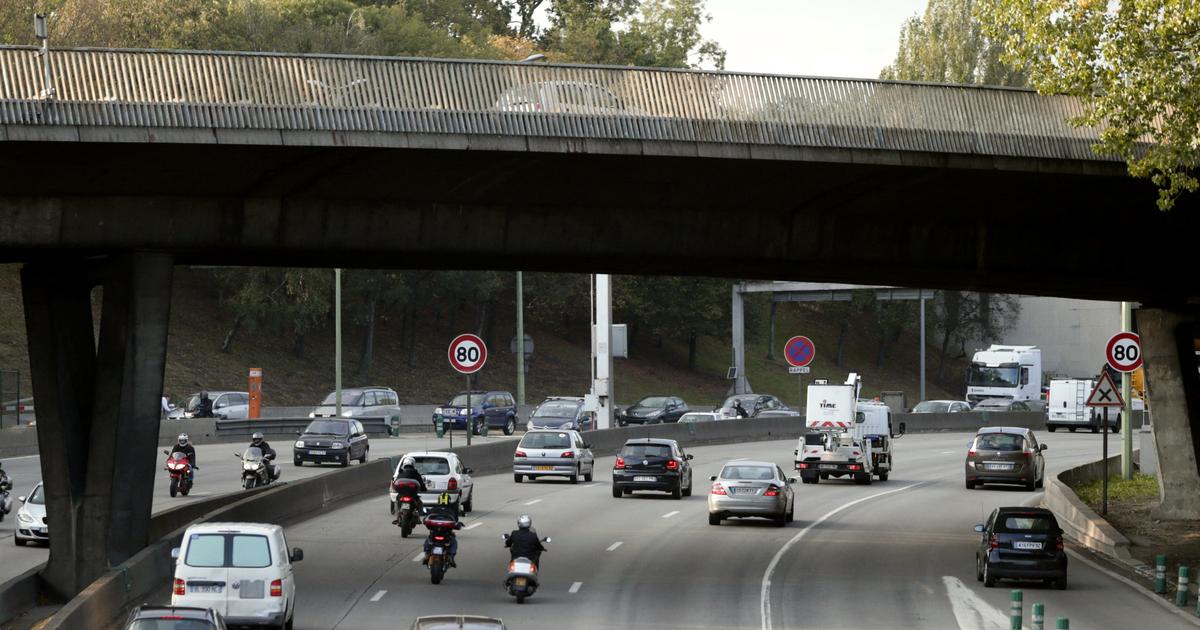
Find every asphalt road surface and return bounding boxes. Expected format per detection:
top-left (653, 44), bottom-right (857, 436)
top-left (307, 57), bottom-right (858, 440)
top-left (276, 432), bottom-right (1195, 630)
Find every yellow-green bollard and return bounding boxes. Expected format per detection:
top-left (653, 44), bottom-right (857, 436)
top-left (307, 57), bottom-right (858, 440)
top-left (1010, 590), bottom-right (1023, 630)
top-left (1178, 566), bottom-right (1190, 607)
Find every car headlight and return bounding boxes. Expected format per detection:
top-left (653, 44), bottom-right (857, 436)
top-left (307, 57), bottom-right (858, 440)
top-left (295, 441), bottom-right (305, 448)
top-left (434, 407), bottom-right (443, 415)
top-left (308, 412), bottom-right (315, 418)
top-left (460, 409), bottom-right (468, 416)
top-left (332, 442), bottom-right (344, 449)
top-left (17, 512), bottom-right (33, 524)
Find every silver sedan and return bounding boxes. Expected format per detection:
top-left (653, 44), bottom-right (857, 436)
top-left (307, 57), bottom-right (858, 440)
top-left (708, 460), bottom-right (796, 527)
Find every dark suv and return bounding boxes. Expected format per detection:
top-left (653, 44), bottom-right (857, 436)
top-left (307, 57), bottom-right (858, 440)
top-left (123, 605), bottom-right (227, 629)
top-left (434, 390), bottom-right (519, 435)
top-left (612, 438), bottom-right (694, 500)
top-left (293, 418), bottom-right (371, 467)
top-left (618, 396), bottom-right (689, 425)
top-left (975, 507), bottom-right (1068, 589)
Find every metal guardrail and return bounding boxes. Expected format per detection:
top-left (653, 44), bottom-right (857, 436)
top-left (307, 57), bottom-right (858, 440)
top-left (215, 416), bottom-right (392, 438)
top-left (0, 46), bottom-right (1108, 162)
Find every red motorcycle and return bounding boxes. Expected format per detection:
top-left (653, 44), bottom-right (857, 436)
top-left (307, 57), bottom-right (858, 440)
top-left (163, 450), bottom-right (194, 497)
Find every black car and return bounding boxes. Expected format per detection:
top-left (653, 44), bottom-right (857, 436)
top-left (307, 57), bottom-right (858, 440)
top-left (293, 418), bottom-right (370, 467)
top-left (435, 390), bottom-right (519, 435)
top-left (527, 397), bottom-right (595, 431)
top-left (975, 507), bottom-right (1068, 589)
top-left (124, 605), bottom-right (227, 629)
top-left (611, 438), bottom-right (694, 500)
top-left (618, 396), bottom-right (689, 426)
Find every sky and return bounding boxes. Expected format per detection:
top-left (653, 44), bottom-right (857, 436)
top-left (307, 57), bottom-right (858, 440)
top-left (701, 0), bottom-right (929, 79)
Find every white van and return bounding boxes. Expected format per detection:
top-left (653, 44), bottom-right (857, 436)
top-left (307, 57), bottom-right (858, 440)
top-left (1046, 378), bottom-right (1143, 433)
top-left (171, 522), bottom-right (302, 629)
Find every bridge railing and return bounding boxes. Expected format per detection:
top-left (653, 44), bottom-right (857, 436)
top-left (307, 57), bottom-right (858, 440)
top-left (0, 46), bottom-right (1105, 160)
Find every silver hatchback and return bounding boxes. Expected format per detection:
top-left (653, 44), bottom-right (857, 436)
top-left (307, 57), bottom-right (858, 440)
top-left (513, 430), bottom-right (595, 484)
top-left (708, 460), bottom-right (796, 527)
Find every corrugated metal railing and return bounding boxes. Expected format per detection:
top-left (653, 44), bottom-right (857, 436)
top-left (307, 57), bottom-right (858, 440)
top-left (0, 46), bottom-right (1109, 161)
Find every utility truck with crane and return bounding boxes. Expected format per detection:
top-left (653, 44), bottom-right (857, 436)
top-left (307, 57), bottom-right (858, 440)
top-left (795, 373), bottom-right (902, 485)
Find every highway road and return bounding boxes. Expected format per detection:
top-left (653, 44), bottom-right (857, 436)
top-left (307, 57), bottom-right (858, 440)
top-left (0, 431), bottom-right (518, 584)
top-left (277, 432), bottom-right (1196, 630)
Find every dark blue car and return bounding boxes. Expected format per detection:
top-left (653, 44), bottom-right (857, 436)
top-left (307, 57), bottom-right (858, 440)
top-left (434, 391), bottom-right (519, 435)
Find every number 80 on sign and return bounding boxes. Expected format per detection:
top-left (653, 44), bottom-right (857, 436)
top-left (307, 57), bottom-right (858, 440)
top-left (1105, 332), bottom-right (1142, 373)
top-left (448, 333), bottom-right (488, 374)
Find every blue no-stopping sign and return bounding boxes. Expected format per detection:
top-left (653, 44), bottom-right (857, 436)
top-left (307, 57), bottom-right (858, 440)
top-left (784, 336), bottom-right (815, 368)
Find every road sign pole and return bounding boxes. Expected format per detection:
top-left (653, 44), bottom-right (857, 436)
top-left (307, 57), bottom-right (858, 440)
top-left (798, 372), bottom-right (804, 411)
top-left (1102, 406), bottom-right (1109, 516)
top-left (1121, 303), bottom-right (1133, 480)
top-left (466, 378), bottom-right (471, 447)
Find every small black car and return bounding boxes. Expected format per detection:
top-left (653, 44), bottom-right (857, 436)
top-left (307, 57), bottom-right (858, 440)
top-left (293, 418), bottom-right (370, 467)
top-left (612, 438), bottom-right (694, 500)
top-left (975, 507), bottom-right (1068, 589)
top-left (123, 605), bottom-right (227, 629)
top-left (618, 396), bottom-right (689, 425)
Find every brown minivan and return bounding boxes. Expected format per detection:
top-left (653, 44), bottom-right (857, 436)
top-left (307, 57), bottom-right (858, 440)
top-left (964, 427), bottom-right (1047, 490)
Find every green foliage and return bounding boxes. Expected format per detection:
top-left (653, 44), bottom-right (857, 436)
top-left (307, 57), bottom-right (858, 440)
top-left (880, 0), bottom-right (1024, 86)
top-left (540, 0), bottom-right (723, 68)
top-left (977, 0), bottom-right (1200, 210)
top-left (1072, 473), bottom-right (1160, 506)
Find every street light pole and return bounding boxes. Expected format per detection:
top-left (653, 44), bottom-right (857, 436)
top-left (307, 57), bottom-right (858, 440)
top-left (335, 268), bottom-right (343, 417)
top-left (516, 271), bottom-right (526, 405)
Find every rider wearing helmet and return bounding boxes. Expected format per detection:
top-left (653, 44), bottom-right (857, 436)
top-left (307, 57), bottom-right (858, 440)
top-left (249, 432), bottom-right (278, 480)
top-left (505, 514), bottom-right (546, 564)
top-left (391, 457), bottom-right (427, 524)
top-left (170, 433), bottom-right (198, 480)
top-left (195, 391), bottom-right (215, 418)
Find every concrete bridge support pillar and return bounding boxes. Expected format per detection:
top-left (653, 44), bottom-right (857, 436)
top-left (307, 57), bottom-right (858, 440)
top-left (1140, 307), bottom-right (1200, 520)
top-left (20, 253), bottom-right (173, 598)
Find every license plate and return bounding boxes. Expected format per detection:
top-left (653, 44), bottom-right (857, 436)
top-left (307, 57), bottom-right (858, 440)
top-left (732, 487), bottom-right (758, 494)
top-left (514, 577), bottom-right (528, 587)
top-left (189, 585), bottom-right (222, 593)
top-left (432, 547), bottom-right (445, 555)
top-left (309, 450), bottom-right (326, 455)
top-left (819, 464), bottom-right (839, 470)
top-left (1013, 541), bottom-right (1043, 550)
top-left (536, 466), bottom-right (554, 471)
top-left (634, 476), bottom-right (657, 482)
top-left (985, 464), bottom-right (1013, 471)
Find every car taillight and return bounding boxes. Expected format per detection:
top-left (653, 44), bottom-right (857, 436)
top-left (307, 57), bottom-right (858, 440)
top-left (968, 449), bottom-right (976, 457)
top-left (448, 478), bottom-right (458, 491)
top-left (173, 579), bottom-right (185, 596)
top-left (615, 456), bottom-right (625, 469)
top-left (270, 579), bottom-right (282, 597)
top-left (561, 451), bottom-right (574, 458)
top-left (666, 459), bottom-right (679, 471)
top-left (515, 450), bottom-right (526, 458)
top-left (989, 535), bottom-right (999, 550)
top-left (508, 561), bottom-right (517, 572)
top-left (400, 496), bottom-right (412, 503)
top-left (848, 464), bottom-right (861, 471)
top-left (1055, 534), bottom-right (1064, 551)
top-left (710, 483), bottom-right (727, 495)
top-left (764, 485), bottom-right (781, 497)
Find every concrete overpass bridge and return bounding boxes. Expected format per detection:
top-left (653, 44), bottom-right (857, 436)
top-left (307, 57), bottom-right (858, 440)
top-left (0, 46), bottom-right (1197, 599)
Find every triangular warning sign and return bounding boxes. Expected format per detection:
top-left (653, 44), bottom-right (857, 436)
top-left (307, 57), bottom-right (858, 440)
top-left (1086, 370), bottom-right (1125, 407)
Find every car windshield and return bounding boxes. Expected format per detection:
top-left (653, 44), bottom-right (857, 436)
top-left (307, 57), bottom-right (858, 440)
top-left (635, 397), bottom-right (669, 408)
top-left (533, 402), bottom-right (579, 418)
top-left (305, 420), bottom-right (349, 436)
top-left (243, 447), bottom-right (264, 461)
top-left (321, 391), bottom-right (363, 405)
top-left (412, 457), bottom-right (451, 475)
top-left (621, 444), bottom-right (672, 458)
top-left (913, 401), bottom-right (950, 413)
top-left (721, 395), bottom-right (759, 409)
top-left (448, 393), bottom-right (485, 406)
top-left (28, 485), bottom-right (44, 505)
top-left (968, 365), bottom-right (1020, 388)
top-left (520, 432), bottom-right (572, 449)
top-left (975, 434), bottom-right (1025, 452)
top-left (128, 619), bottom-right (215, 630)
top-left (720, 465), bottom-right (776, 480)
top-left (999, 515), bottom-right (1056, 532)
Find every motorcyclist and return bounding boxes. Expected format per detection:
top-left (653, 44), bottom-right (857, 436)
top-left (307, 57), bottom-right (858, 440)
top-left (505, 514), bottom-right (546, 565)
top-left (422, 505), bottom-right (462, 567)
top-left (195, 391), bottom-right (214, 418)
top-left (392, 457), bottom-right (427, 524)
top-left (732, 399), bottom-right (750, 419)
top-left (169, 433), bottom-right (198, 481)
top-left (249, 432), bottom-right (279, 481)
top-left (0, 461), bottom-right (12, 516)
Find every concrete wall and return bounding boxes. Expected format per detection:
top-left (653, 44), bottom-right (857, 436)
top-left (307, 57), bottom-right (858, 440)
top-left (1042, 452), bottom-right (1139, 563)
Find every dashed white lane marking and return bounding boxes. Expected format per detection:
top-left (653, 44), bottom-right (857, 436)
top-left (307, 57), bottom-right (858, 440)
top-left (412, 552), bottom-right (425, 562)
top-left (941, 451), bottom-right (955, 454)
top-left (465, 522), bottom-right (482, 530)
top-left (942, 576), bottom-right (1008, 629)
top-left (569, 581), bottom-right (583, 594)
top-left (606, 541), bottom-right (623, 551)
top-left (662, 511), bottom-right (680, 519)
top-left (524, 499), bottom-right (543, 506)
top-left (369, 590), bottom-right (387, 602)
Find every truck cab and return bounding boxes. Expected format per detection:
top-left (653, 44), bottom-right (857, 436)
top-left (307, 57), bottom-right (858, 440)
top-left (967, 345), bottom-right (1042, 406)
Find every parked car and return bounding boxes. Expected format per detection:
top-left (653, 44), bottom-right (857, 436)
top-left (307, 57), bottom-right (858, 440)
top-left (612, 438), bottom-right (694, 499)
top-left (310, 386), bottom-right (401, 420)
top-left (513, 430), bottom-right (595, 484)
top-left (911, 400), bottom-right (972, 413)
top-left (293, 418), bottom-right (370, 467)
top-left (393, 451), bottom-right (475, 515)
top-left (708, 460), bottom-right (796, 527)
top-left (975, 507), bottom-right (1067, 589)
top-left (715, 394), bottom-right (791, 419)
top-left (434, 391), bottom-right (518, 435)
top-left (13, 481), bottom-right (46, 546)
top-left (169, 391), bottom-right (250, 420)
top-left (964, 427), bottom-right (1047, 490)
top-left (618, 396), bottom-right (689, 425)
top-left (123, 605), bottom-right (227, 630)
top-left (974, 398), bottom-right (1034, 412)
top-left (679, 412), bottom-right (721, 423)
top-left (170, 522), bottom-right (303, 629)
top-left (527, 397), bottom-right (595, 431)
top-left (493, 81), bottom-right (633, 115)
top-left (410, 616), bottom-right (506, 630)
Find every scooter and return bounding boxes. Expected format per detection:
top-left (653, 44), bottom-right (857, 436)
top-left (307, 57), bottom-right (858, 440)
top-left (423, 510), bottom-right (462, 585)
top-left (502, 533), bottom-right (551, 604)
top-left (390, 478), bottom-right (423, 538)
top-left (236, 447), bottom-right (278, 490)
top-left (162, 450), bottom-right (194, 497)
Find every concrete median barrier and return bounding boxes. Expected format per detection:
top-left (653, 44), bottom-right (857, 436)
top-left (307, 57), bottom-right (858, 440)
top-left (1042, 452), bottom-right (1139, 562)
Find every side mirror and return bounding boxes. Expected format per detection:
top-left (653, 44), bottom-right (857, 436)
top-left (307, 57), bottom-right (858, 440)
top-left (18, 496), bottom-right (25, 503)
top-left (171, 547), bottom-right (181, 559)
top-left (787, 478), bottom-right (797, 484)
top-left (295, 430), bottom-right (302, 436)
top-left (501, 533), bottom-right (510, 541)
top-left (542, 537), bottom-right (552, 543)
top-left (898, 422), bottom-right (906, 435)
top-left (709, 475), bottom-right (717, 482)
top-left (1040, 444), bottom-right (1049, 451)
top-left (583, 443), bottom-right (592, 449)
top-left (686, 454), bottom-right (694, 460)
top-left (465, 468), bottom-right (474, 475)
top-left (973, 524), bottom-right (986, 533)
top-left (290, 547), bottom-right (304, 562)
top-left (162, 449), bottom-right (170, 455)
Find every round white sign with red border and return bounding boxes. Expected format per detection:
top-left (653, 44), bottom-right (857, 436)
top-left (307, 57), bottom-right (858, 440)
top-left (448, 333), bottom-right (488, 374)
top-left (1105, 332), bottom-right (1142, 373)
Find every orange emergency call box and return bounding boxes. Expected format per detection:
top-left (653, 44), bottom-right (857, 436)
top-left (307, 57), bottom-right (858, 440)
top-left (248, 368), bottom-right (263, 419)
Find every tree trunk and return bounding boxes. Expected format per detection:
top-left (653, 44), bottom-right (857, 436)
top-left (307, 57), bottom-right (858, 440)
top-left (292, 333), bottom-right (305, 358)
top-left (687, 329), bottom-right (698, 372)
top-left (766, 301), bottom-right (777, 360)
top-left (407, 303), bottom-right (419, 368)
top-left (836, 318), bottom-right (849, 367)
top-left (358, 280), bottom-right (380, 374)
top-left (485, 298), bottom-right (497, 349)
top-left (221, 314), bottom-right (243, 354)
top-left (978, 292), bottom-right (994, 343)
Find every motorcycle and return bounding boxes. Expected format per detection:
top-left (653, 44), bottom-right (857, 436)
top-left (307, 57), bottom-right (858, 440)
top-left (162, 450), bottom-right (194, 497)
top-left (0, 471), bottom-right (13, 522)
top-left (235, 446), bottom-right (277, 490)
top-left (390, 478), bottom-right (423, 538)
top-left (502, 533), bottom-right (551, 604)
top-left (422, 510), bottom-right (462, 585)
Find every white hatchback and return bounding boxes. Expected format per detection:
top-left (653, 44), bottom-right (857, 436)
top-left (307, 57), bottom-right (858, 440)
top-left (171, 522), bottom-right (303, 629)
top-left (393, 451), bottom-right (476, 515)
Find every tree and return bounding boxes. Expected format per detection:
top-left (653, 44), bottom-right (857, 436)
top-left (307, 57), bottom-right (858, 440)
top-left (539, 0), bottom-right (724, 68)
top-left (978, 1), bottom-right (1200, 210)
top-left (880, 0), bottom-right (1024, 86)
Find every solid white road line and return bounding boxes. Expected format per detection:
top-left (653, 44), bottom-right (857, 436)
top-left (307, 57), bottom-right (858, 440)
top-left (662, 511), bottom-right (680, 519)
top-left (941, 576), bottom-right (1008, 629)
top-left (606, 541), bottom-right (623, 552)
top-left (569, 581), bottom-right (583, 594)
top-left (369, 590), bottom-right (387, 602)
top-left (464, 522), bottom-right (482, 530)
top-left (524, 499), bottom-right (543, 506)
top-left (760, 483), bottom-right (920, 630)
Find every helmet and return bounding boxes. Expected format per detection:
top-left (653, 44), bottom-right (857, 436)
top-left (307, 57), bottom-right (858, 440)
top-left (177, 433), bottom-right (189, 446)
top-left (200, 391), bottom-right (209, 399)
top-left (401, 456), bottom-right (416, 469)
top-left (517, 514), bottom-right (532, 530)
top-left (251, 432), bottom-right (264, 445)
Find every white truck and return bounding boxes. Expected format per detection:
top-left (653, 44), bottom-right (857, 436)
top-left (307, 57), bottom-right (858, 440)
top-left (966, 345), bottom-right (1042, 406)
top-left (795, 373), bottom-right (902, 485)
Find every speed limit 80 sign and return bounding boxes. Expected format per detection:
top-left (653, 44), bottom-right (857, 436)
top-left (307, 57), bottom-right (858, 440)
top-left (1106, 332), bottom-right (1143, 373)
top-left (448, 333), bottom-right (488, 374)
